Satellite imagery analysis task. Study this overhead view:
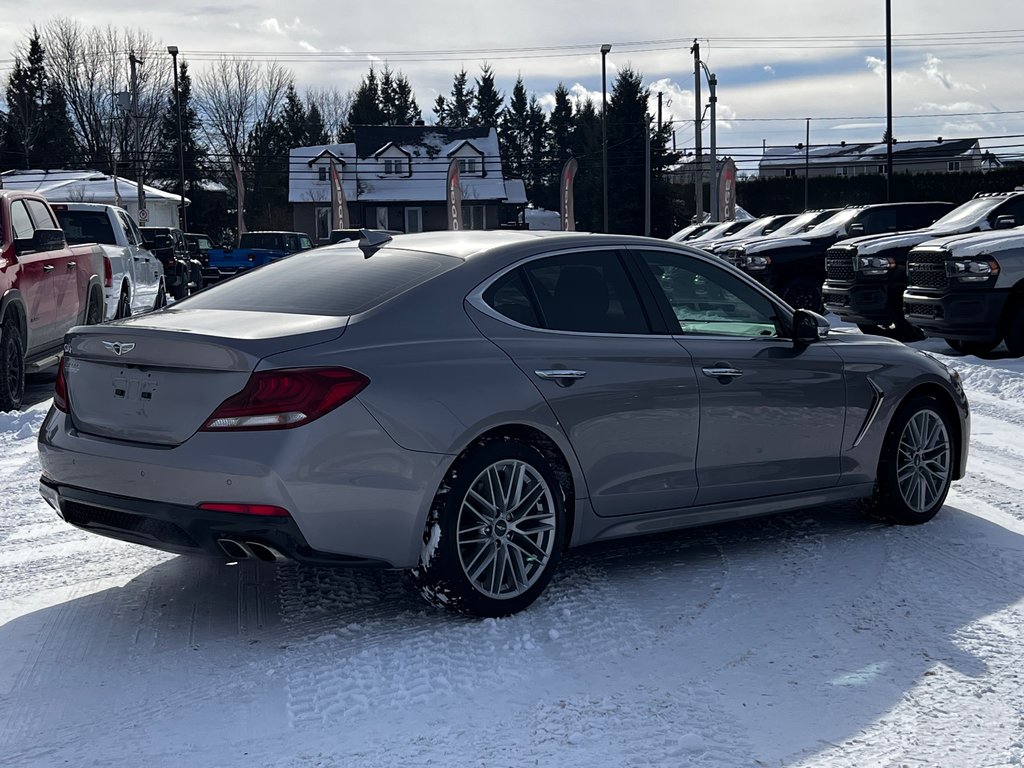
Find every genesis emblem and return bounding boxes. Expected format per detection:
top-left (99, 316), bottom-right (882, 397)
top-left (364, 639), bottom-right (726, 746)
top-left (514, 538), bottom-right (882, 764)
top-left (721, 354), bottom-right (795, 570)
top-left (102, 341), bottom-right (136, 356)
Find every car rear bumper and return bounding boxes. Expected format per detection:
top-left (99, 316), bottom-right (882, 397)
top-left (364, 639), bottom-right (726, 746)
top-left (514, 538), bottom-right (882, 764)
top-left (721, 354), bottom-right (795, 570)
top-left (37, 401), bottom-right (452, 568)
top-left (903, 288), bottom-right (1009, 342)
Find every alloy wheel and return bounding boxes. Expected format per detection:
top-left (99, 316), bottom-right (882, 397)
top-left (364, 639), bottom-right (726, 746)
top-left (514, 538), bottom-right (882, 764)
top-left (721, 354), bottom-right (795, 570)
top-left (456, 459), bottom-right (557, 600)
top-left (896, 409), bottom-right (951, 514)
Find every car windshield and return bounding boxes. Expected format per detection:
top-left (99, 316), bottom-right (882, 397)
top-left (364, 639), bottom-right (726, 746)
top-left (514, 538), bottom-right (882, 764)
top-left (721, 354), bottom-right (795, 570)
top-left (926, 198), bottom-right (1002, 232)
top-left (693, 221), bottom-right (745, 240)
top-left (724, 217), bottom-right (774, 239)
top-left (804, 208), bottom-right (862, 237)
top-left (181, 245), bottom-right (460, 316)
top-left (55, 210), bottom-right (116, 245)
top-left (769, 211), bottom-right (831, 237)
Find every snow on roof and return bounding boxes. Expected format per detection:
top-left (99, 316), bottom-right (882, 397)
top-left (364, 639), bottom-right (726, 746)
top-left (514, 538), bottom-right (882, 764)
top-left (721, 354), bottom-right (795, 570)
top-left (289, 126), bottom-right (512, 205)
top-left (761, 138), bottom-right (980, 167)
top-left (0, 169), bottom-right (190, 204)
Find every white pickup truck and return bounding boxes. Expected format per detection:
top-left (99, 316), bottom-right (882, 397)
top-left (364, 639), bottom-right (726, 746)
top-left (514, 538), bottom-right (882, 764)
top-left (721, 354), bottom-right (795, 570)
top-left (51, 203), bottom-right (166, 320)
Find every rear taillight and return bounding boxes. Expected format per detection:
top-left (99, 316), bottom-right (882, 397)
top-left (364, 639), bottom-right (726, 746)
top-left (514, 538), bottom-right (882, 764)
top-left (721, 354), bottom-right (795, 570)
top-left (201, 367), bottom-right (369, 431)
top-left (103, 257), bottom-right (112, 288)
top-left (198, 502), bottom-right (290, 517)
top-left (54, 357), bottom-right (69, 413)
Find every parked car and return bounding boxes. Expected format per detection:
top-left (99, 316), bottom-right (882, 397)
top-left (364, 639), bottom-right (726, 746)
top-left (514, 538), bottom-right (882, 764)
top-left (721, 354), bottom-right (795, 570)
top-left (205, 231), bottom-right (314, 283)
top-left (703, 209), bottom-right (839, 256)
top-left (824, 191), bottom-right (1024, 339)
top-left (699, 214), bottom-right (798, 255)
top-left (903, 227), bottom-right (1024, 356)
top-left (184, 232), bottom-right (215, 266)
top-left (684, 219), bottom-right (751, 246)
top-left (139, 227), bottom-right (199, 300)
top-left (667, 222), bottom-right (717, 242)
top-left (53, 203), bottom-right (166, 320)
top-left (39, 231), bottom-right (969, 617)
top-left (0, 191), bottom-right (104, 410)
top-left (726, 202), bottom-right (955, 311)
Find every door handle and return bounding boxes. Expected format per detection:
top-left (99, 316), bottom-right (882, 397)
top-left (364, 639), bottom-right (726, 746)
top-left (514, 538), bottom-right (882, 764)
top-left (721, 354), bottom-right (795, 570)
top-left (535, 369), bottom-right (587, 383)
top-left (43, 264), bottom-right (55, 273)
top-left (67, 261), bottom-right (77, 269)
top-left (702, 367), bottom-right (743, 378)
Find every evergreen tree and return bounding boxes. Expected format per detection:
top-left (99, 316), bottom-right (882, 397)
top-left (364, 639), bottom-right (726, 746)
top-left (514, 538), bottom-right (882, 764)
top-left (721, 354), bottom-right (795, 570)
top-left (154, 60), bottom-right (207, 199)
top-left (433, 94), bottom-right (449, 125)
top-left (532, 83), bottom-right (573, 212)
top-left (244, 115), bottom-right (290, 229)
top-left (526, 95), bottom-right (548, 201)
top-left (446, 69), bottom-right (474, 128)
top-left (304, 101), bottom-right (330, 145)
top-left (379, 66), bottom-right (398, 124)
top-left (391, 73), bottom-right (421, 125)
top-left (568, 96), bottom-right (603, 231)
top-left (471, 64), bottom-right (503, 127)
top-left (2, 30), bottom-right (47, 169)
top-left (41, 84), bottom-right (78, 169)
top-left (342, 67), bottom-right (384, 138)
top-left (280, 81), bottom-right (308, 147)
top-left (499, 75), bottom-right (530, 185)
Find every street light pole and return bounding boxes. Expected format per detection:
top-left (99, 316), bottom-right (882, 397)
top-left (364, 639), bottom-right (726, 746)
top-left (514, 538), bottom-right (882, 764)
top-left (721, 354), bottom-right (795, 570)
top-left (168, 46), bottom-right (187, 231)
top-left (601, 43), bottom-right (612, 234)
top-left (885, 0), bottom-right (894, 201)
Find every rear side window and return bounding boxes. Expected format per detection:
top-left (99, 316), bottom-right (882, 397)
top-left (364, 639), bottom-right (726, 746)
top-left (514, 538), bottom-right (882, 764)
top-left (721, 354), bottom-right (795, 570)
top-left (10, 201), bottom-right (34, 240)
top-left (181, 247), bottom-right (459, 316)
top-left (26, 199), bottom-right (57, 229)
top-left (56, 210), bottom-right (117, 245)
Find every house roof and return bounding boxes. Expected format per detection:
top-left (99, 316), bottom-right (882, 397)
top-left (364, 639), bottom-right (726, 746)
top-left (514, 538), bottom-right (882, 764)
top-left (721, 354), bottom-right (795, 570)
top-left (0, 169), bottom-right (190, 205)
top-left (288, 125), bottom-right (511, 204)
top-left (760, 138), bottom-right (980, 168)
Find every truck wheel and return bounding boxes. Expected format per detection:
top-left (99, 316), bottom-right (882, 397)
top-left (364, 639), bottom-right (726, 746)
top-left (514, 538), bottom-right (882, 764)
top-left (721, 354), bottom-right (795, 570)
top-left (0, 319), bottom-right (25, 412)
top-left (944, 338), bottom-right (1000, 356)
top-left (85, 289), bottom-right (103, 325)
top-left (894, 320), bottom-right (925, 343)
top-left (154, 283), bottom-right (167, 310)
top-left (1004, 303), bottom-right (1024, 358)
top-left (780, 276), bottom-right (823, 313)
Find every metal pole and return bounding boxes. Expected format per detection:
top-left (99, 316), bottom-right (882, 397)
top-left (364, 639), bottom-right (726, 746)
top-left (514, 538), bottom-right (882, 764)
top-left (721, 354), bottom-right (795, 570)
top-left (885, 0), bottom-right (894, 200)
top-left (644, 116), bottom-right (652, 236)
top-left (657, 91), bottom-right (663, 132)
top-left (129, 52), bottom-right (146, 219)
top-left (708, 72), bottom-right (719, 222)
top-left (691, 40), bottom-right (703, 221)
top-left (169, 47), bottom-right (187, 231)
top-left (804, 118), bottom-right (810, 210)
top-left (601, 43), bottom-right (612, 233)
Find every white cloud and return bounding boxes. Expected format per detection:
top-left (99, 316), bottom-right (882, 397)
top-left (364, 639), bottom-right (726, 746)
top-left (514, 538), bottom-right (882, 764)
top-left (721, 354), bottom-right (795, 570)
top-left (763, 65), bottom-right (775, 77)
top-left (259, 18), bottom-right (285, 35)
top-left (865, 56), bottom-right (885, 77)
top-left (298, 41), bottom-right (319, 52)
top-left (922, 54), bottom-right (954, 89)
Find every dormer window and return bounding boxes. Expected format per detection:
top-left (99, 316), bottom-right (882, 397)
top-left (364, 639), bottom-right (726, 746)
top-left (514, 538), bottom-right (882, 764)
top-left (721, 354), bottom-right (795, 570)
top-left (459, 158), bottom-right (479, 175)
top-left (318, 166), bottom-right (328, 182)
top-left (384, 158), bottom-right (405, 175)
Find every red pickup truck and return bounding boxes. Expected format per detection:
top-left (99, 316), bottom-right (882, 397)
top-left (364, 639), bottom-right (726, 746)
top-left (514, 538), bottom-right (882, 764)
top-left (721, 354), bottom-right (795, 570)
top-left (0, 191), bottom-right (104, 410)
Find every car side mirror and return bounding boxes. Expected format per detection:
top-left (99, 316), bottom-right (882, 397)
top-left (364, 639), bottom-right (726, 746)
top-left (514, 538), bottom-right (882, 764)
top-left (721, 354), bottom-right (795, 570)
top-left (792, 308), bottom-right (829, 344)
top-left (995, 214), bottom-right (1016, 230)
top-left (142, 239), bottom-right (156, 250)
top-left (847, 223), bottom-right (866, 237)
top-left (15, 228), bottom-right (66, 255)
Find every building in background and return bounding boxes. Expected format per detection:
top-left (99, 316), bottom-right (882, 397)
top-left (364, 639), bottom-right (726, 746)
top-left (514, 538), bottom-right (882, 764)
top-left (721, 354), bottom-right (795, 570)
top-left (759, 138), bottom-right (983, 179)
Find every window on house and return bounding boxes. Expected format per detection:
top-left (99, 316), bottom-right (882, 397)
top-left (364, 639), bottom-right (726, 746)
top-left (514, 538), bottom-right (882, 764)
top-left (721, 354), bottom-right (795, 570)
top-left (384, 158), bottom-right (405, 175)
top-left (948, 160), bottom-right (961, 172)
top-left (784, 168), bottom-right (797, 178)
top-left (318, 166), bottom-right (328, 182)
top-left (458, 157), bottom-right (479, 175)
top-left (877, 165), bottom-right (887, 175)
top-left (462, 204), bottom-right (486, 230)
top-left (315, 206), bottom-right (331, 241)
top-left (836, 166), bottom-right (849, 176)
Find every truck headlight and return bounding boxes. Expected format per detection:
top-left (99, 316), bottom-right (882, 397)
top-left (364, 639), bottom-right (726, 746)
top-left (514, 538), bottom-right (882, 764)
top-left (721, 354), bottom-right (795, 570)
top-left (856, 255), bottom-right (895, 275)
top-left (947, 257), bottom-right (999, 283)
top-left (743, 255), bottom-right (771, 272)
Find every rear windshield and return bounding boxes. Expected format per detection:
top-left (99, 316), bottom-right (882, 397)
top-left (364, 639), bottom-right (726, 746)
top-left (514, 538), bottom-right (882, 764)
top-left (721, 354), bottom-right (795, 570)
top-left (55, 210), bottom-right (116, 245)
top-left (180, 245), bottom-right (460, 316)
top-left (240, 233), bottom-right (286, 250)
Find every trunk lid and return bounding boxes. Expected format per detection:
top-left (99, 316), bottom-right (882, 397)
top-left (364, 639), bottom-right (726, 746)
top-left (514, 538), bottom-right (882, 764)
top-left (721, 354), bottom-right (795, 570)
top-left (63, 308), bottom-right (348, 445)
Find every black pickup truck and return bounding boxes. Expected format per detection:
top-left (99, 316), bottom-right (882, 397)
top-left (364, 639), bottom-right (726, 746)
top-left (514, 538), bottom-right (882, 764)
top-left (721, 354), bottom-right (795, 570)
top-left (725, 202), bottom-right (954, 311)
top-left (823, 191), bottom-right (1024, 338)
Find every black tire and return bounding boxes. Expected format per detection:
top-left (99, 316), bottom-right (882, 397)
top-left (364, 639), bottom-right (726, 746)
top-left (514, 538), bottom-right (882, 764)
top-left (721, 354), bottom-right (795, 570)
top-left (153, 283), bottom-right (167, 311)
top-left (0, 318), bottom-right (25, 412)
top-left (84, 289), bottom-right (103, 325)
top-left (944, 338), bottom-right (999, 356)
top-left (780, 276), bottom-right (823, 313)
top-left (411, 439), bottom-right (566, 618)
top-left (894, 320), bottom-right (926, 343)
top-left (1003, 303), bottom-right (1024, 358)
top-left (864, 395), bottom-right (954, 525)
top-left (114, 290), bottom-right (131, 320)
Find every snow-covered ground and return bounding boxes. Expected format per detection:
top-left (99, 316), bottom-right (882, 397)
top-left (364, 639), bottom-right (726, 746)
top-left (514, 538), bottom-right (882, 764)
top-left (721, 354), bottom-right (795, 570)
top-left (3, 338), bottom-right (1024, 767)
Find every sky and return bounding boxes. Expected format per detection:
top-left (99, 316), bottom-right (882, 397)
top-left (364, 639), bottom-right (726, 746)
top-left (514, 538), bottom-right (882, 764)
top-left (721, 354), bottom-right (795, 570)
top-left (1, 0), bottom-right (1023, 172)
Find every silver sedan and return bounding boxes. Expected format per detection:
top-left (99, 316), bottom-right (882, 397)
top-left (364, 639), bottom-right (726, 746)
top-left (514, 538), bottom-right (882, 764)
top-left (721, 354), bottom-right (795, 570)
top-left (38, 231), bottom-right (970, 617)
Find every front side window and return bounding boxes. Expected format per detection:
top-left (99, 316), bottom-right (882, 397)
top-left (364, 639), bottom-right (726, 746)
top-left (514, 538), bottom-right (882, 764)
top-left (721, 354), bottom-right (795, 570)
top-left (637, 249), bottom-right (781, 338)
top-left (511, 250), bottom-right (650, 334)
top-left (299, 235), bottom-right (313, 251)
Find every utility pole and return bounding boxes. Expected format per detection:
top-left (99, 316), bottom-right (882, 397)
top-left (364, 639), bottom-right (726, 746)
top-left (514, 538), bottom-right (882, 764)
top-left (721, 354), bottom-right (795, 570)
top-left (885, 0), bottom-right (894, 201)
top-left (644, 116), bottom-right (652, 236)
top-left (691, 39), bottom-right (703, 222)
top-left (129, 51), bottom-right (146, 221)
top-left (804, 118), bottom-right (810, 210)
top-left (707, 70), bottom-right (719, 222)
top-left (657, 91), bottom-right (663, 132)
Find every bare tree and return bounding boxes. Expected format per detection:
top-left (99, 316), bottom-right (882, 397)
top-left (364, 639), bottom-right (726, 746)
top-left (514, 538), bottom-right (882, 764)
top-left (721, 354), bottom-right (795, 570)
top-left (42, 18), bottom-right (171, 179)
top-left (194, 58), bottom-right (288, 238)
top-left (305, 86), bottom-right (352, 142)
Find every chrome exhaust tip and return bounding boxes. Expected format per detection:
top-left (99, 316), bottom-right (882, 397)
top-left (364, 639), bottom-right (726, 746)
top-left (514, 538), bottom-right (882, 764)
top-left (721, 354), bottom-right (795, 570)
top-left (218, 539), bottom-right (251, 560)
top-left (245, 541), bottom-right (287, 562)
